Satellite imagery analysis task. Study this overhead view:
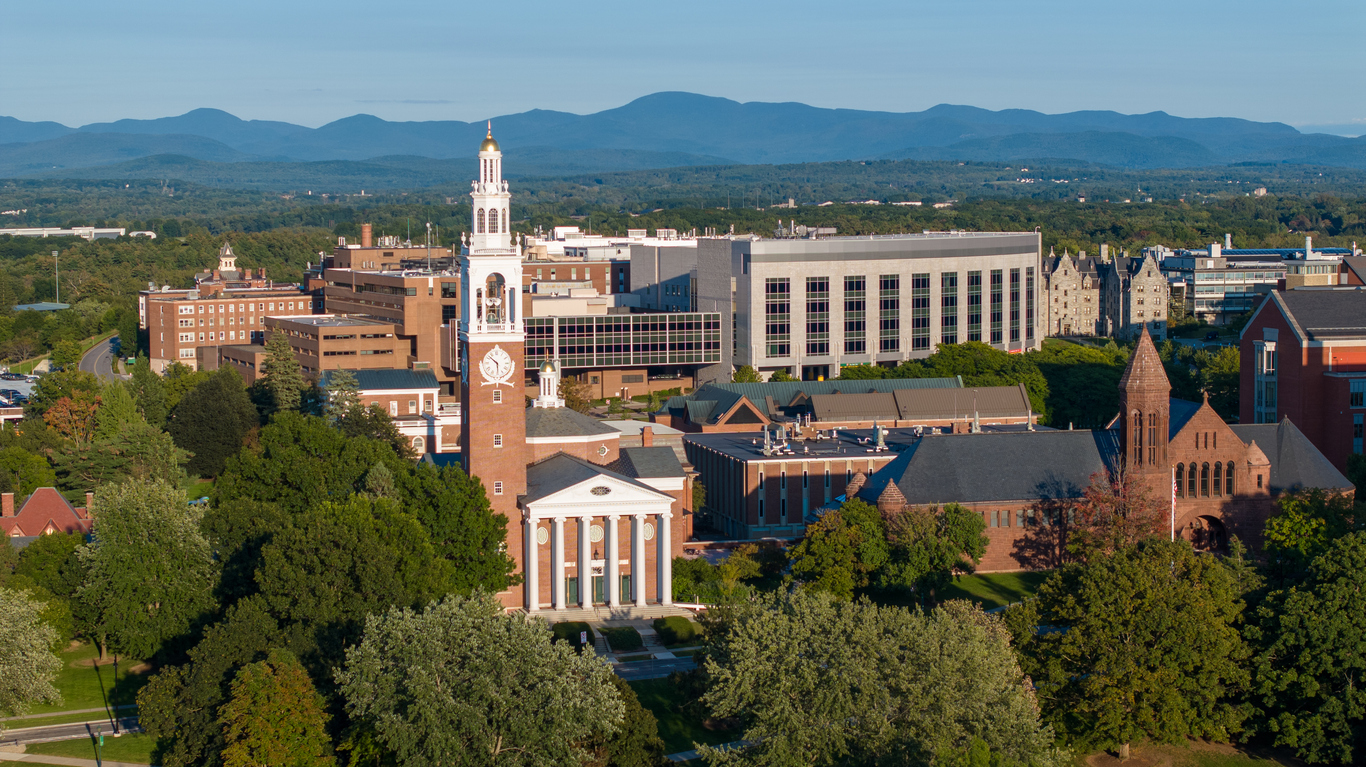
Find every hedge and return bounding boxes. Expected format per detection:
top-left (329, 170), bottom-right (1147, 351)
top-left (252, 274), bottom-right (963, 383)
top-left (601, 626), bottom-right (644, 652)
top-left (652, 616), bottom-right (698, 646)
top-left (552, 621), bottom-right (595, 651)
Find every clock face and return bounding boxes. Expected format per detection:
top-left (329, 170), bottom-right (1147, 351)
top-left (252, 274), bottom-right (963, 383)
top-left (479, 345), bottom-right (514, 387)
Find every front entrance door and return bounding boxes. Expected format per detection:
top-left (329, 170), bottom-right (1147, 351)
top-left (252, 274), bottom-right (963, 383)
top-left (566, 576), bottom-right (579, 606)
top-left (592, 576), bottom-right (605, 604)
top-left (620, 574), bottom-right (632, 603)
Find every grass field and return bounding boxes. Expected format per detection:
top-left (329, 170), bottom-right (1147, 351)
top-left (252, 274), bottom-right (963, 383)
top-left (629, 677), bottom-right (739, 755)
top-left (26, 732), bottom-right (156, 764)
top-left (26, 642), bottom-right (149, 716)
top-left (1079, 740), bottom-right (1301, 767)
top-left (937, 571), bottom-right (1052, 610)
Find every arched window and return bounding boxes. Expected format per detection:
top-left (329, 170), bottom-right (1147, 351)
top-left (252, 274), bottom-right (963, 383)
top-left (502, 209), bottom-right (508, 233)
top-left (412, 436), bottom-right (425, 453)
top-left (1213, 462), bottom-right (1222, 496)
top-left (1225, 462), bottom-right (1235, 496)
top-left (489, 208), bottom-right (499, 234)
top-left (1188, 463), bottom-right (1197, 497)
top-left (1132, 411), bottom-right (1143, 464)
top-left (1175, 464), bottom-right (1185, 497)
top-left (476, 209), bottom-right (485, 234)
top-left (1201, 463), bottom-right (1210, 497)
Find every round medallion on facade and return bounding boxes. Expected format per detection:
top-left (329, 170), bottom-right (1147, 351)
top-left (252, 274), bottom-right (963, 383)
top-left (535, 526), bottom-right (548, 546)
top-left (590, 486), bottom-right (612, 496)
top-left (644, 522), bottom-right (655, 541)
top-left (597, 445), bottom-right (609, 457)
top-left (590, 524), bottom-right (604, 543)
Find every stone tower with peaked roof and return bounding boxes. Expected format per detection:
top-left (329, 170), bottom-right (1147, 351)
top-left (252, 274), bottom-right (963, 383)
top-left (1118, 326), bottom-right (1170, 480)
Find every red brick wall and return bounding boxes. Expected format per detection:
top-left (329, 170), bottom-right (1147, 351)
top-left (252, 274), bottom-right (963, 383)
top-left (527, 437), bottom-right (619, 464)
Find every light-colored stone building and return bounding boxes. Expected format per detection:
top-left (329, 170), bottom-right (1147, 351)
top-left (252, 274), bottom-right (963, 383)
top-left (1041, 248), bottom-right (1166, 340)
top-left (1104, 254), bottom-right (1167, 340)
top-left (1041, 249), bottom-right (1104, 336)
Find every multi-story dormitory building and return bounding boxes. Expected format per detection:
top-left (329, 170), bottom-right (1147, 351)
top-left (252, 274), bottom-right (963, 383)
top-left (1041, 246), bottom-right (1168, 341)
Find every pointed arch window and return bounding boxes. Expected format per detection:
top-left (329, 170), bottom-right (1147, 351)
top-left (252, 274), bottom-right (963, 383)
top-left (1225, 462), bottom-right (1235, 496)
top-left (1175, 464), bottom-right (1185, 497)
top-left (476, 209), bottom-right (485, 234)
top-left (1201, 462), bottom-right (1210, 497)
top-left (1187, 463), bottom-right (1197, 497)
top-left (1132, 411), bottom-right (1143, 464)
top-left (1213, 462), bottom-right (1223, 496)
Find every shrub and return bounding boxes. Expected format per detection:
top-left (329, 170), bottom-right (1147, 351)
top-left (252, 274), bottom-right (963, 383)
top-left (601, 626), bottom-right (643, 652)
top-left (551, 621), bottom-right (595, 651)
top-left (653, 616), bottom-right (698, 646)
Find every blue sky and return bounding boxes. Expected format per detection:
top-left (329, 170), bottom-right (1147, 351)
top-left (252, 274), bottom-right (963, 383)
top-left (3, 0), bottom-right (1363, 132)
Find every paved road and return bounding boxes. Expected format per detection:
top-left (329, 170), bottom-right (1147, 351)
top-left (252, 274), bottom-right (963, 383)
top-left (77, 338), bottom-right (124, 382)
top-left (0, 716), bottom-right (140, 747)
top-left (613, 656), bottom-right (697, 681)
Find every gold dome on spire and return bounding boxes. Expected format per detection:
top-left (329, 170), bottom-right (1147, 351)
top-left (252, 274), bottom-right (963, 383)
top-left (480, 121), bottom-right (500, 152)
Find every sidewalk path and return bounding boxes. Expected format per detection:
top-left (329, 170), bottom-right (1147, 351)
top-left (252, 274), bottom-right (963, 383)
top-left (0, 754), bottom-right (151, 767)
top-left (0, 708), bottom-right (134, 723)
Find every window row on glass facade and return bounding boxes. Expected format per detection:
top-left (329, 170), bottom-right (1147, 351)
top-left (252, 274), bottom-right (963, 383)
top-left (525, 313), bottom-right (723, 368)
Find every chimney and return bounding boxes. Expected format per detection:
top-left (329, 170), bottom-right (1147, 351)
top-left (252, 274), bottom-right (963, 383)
top-left (641, 425), bottom-right (654, 448)
top-left (1305, 235), bottom-right (1313, 257)
top-left (1225, 233), bottom-right (1233, 249)
top-left (361, 223), bottom-right (373, 248)
top-left (84, 492), bottom-right (94, 517)
top-left (1, 492), bottom-right (11, 517)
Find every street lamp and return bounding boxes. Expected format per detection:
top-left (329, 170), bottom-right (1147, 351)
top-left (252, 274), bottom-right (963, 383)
top-left (52, 250), bottom-right (58, 304)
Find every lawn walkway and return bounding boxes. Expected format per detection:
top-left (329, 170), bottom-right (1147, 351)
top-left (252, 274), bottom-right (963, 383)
top-left (0, 756), bottom-right (150, 767)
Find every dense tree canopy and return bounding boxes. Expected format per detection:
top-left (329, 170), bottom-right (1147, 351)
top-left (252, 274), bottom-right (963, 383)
top-left (167, 366), bottom-right (258, 477)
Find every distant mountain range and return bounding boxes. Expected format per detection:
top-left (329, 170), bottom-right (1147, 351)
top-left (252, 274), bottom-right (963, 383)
top-left (2, 92), bottom-right (1364, 183)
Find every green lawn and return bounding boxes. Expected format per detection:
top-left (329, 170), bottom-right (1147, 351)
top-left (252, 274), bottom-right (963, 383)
top-left (1079, 741), bottom-right (1299, 767)
top-left (629, 677), bottom-right (740, 755)
top-left (26, 732), bottom-right (156, 764)
top-left (937, 571), bottom-right (1051, 610)
top-left (27, 642), bottom-right (149, 716)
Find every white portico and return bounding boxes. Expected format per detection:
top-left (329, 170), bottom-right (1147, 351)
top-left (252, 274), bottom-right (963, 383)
top-left (521, 453), bottom-right (675, 612)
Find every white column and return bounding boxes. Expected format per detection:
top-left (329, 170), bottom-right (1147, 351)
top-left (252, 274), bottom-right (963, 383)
top-left (658, 511), bottom-right (673, 605)
top-left (607, 515), bottom-right (620, 607)
top-left (525, 517), bottom-right (539, 612)
top-left (633, 514), bottom-right (647, 607)
top-left (578, 516), bottom-right (592, 609)
top-left (552, 516), bottom-right (566, 610)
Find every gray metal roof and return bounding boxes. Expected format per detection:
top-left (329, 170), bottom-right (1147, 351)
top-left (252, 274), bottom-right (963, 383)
top-left (859, 429), bottom-right (1121, 506)
top-left (1273, 288), bottom-right (1366, 340)
top-left (319, 368), bottom-right (440, 391)
top-left (525, 407), bottom-right (619, 438)
top-left (663, 377), bottom-right (962, 424)
top-left (523, 453), bottom-right (663, 504)
top-left (611, 447), bottom-right (686, 479)
top-left (1230, 420), bottom-right (1353, 494)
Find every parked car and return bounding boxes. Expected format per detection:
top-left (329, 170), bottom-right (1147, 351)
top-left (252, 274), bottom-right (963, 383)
top-left (1204, 331), bottom-right (1220, 340)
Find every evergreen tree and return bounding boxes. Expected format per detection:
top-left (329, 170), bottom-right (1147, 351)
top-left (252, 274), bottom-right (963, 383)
top-left (323, 369), bottom-right (360, 423)
top-left (219, 649), bottom-right (334, 767)
top-left (167, 367), bottom-right (258, 478)
top-left (261, 333), bottom-right (305, 413)
top-left (129, 355), bottom-right (167, 427)
top-left (94, 381), bottom-right (142, 440)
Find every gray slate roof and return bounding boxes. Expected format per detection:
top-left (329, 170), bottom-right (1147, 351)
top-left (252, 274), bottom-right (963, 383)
top-left (1272, 288), bottom-right (1366, 340)
top-left (525, 407), bottom-right (619, 438)
top-left (662, 377), bottom-right (963, 424)
top-left (859, 429), bottom-right (1121, 506)
top-left (319, 368), bottom-right (440, 391)
top-left (807, 385), bottom-right (1031, 423)
top-left (611, 447), bottom-right (685, 479)
top-left (523, 453), bottom-right (665, 504)
top-left (1230, 419), bottom-right (1353, 494)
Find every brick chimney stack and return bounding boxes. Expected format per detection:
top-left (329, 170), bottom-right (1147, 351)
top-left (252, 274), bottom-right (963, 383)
top-left (84, 492), bottom-right (94, 518)
top-left (641, 425), bottom-right (654, 448)
top-left (1, 493), bottom-right (12, 517)
top-left (361, 223), bottom-right (373, 248)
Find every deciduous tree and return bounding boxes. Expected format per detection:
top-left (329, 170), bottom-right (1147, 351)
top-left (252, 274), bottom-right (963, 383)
top-left (879, 503), bottom-right (988, 599)
top-left (788, 511), bottom-right (864, 599)
top-left (94, 381), bottom-right (141, 440)
top-left (0, 445), bottom-right (58, 496)
top-left (338, 593), bottom-right (624, 767)
top-left (77, 480), bottom-right (218, 660)
top-left (1006, 538), bottom-right (1248, 758)
top-left (397, 462), bottom-right (516, 594)
top-left (43, 392), bottom-right (100, 443)
top-left (219, 649), bottom-right (334, 767)
top-left (0, 587), bottom-right (62, 723)
top-left (730, 365), bottom-right (761, 384)
top-left (167, 366), bottom-right (258, 478)
top-left (700, 590), bottom-right (1064, 766)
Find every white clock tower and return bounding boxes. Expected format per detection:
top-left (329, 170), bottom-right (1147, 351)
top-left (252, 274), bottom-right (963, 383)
top-left (458, 124), bottom-right (528, 608)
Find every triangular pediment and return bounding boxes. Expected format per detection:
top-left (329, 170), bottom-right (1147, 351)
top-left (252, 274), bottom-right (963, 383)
top-left (523, 471), bottom-right (673, 512)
